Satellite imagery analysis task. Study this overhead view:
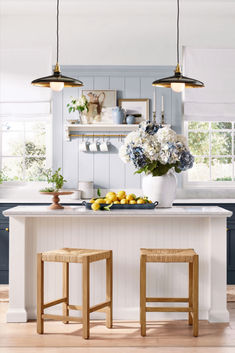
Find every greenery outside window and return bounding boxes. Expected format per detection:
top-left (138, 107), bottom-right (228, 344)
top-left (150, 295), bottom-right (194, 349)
top-left (0, 116), bottom-right (52, 182)
top-left (185, 121), bottom-right (235, 186)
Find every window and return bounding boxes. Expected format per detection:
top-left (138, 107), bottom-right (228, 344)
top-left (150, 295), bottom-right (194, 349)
top-left (185, 121), bottom-right (234, 185)
top-left (0, 116), bottom-right (52, 182)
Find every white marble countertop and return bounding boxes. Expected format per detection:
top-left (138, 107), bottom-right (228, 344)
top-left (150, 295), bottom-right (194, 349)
top-left (1, 198), bottom-right (235, 204)
top-left (3, 205), bottom-right (232, 218)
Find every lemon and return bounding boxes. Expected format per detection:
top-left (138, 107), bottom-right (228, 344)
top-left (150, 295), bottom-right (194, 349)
top-left (106, 191), bottom-right (116, 198)
top-left (137, 198), bottom-right (145, 204)
top-left (117, 190), bottom-right (126, 200)
top-left (95, 198), bottom-right (106, 204)
top-left (130, 200), bottom-right (137, 204)
top-left (105, 192), bottom-right (117, 202)
top-left (126, 194), bottom-right (133, 201)
top-left (91, 203), bottom-right (100, 211)
top-left (114, 201), bottom-right (120, 204)
top-left (89, 199), bottom-right (96, 204)
top-left (105, 198), bottom-right (113, 204)
top-left (120, 198), bottom-right (128, 204)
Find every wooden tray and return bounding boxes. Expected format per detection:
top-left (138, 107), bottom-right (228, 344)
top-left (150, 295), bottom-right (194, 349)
top-left (82, 201), bottom-right (158, 210)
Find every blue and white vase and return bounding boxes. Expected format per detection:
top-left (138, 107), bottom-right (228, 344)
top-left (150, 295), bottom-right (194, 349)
top-left (112, 107), bottom-right (125, 124)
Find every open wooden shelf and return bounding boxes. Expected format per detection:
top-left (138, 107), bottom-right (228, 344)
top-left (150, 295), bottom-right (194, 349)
top-left (65, 124), bottom-right (138, 140)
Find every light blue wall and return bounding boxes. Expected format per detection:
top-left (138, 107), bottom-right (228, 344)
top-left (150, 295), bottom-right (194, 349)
top-left (53, 66), bottom-right (182, 190)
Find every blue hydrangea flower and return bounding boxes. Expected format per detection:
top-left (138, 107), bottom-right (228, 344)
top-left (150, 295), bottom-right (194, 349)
top-left (144, 122), bottom-right (162, 135)
top-left (127, 145), bottom-right (148, 169)
top-left (178, 151), bottom-right (194, 171)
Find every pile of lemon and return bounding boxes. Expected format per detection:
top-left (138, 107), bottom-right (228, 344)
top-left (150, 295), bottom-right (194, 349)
top-left (90, 191), bottom-right (152, 211)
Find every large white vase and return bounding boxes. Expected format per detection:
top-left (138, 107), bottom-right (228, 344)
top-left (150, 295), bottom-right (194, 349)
top-left (142, 173), bottom-right (176, 208)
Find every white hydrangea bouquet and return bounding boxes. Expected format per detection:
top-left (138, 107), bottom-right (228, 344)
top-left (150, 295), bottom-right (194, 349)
top-left (67, 95), bottom-right (89, 114)
top-left (119, 121), bottom-right (194, 176)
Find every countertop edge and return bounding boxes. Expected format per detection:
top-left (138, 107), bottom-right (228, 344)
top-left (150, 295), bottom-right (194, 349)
top-left (3, 206), bottom-right (233, 218)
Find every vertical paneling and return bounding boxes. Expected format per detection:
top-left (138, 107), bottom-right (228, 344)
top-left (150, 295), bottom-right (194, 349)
top-left (125, 77), bottom-right (141, 98)
top-left (62, 88), bottom-right (79, 188)
top-left (94, 76), bottom-right (109, 90)
top-left (110, 76), bottom-right (124, 101)
top-left (23, 215), bottom-right (215, 321)
top-left (171, 91), bottom-right (182, 134)
top-left (109, 139), bottom-right (125, 189)
top-left (52, 91), bottom-right (63, 170)
top-left (125, 163), bottom-right (141, 189)
top-left (63, 139), bottom-right (79, 188)
top-left (93, 146), bottom-right (110, 189)
top-left (54, 66), bottom-right (181, 191)
top-left (156, 88), bottom-right (172, 126)
top-left (79, 76), bottom-right (94, 91)
top-left (78, 147), bottom-right (94, 186)
top-left (140, 76), bottom-right (156, 119)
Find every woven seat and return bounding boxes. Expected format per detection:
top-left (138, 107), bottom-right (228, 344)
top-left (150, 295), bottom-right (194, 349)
top-left (42, 248), bottom-right (111, 263)
top-left (140, 248), bottom-right (199, 337)
top-left (37, 248), bottom-right (112, 339)
top-left (140, 248), bottom-right (196, 263)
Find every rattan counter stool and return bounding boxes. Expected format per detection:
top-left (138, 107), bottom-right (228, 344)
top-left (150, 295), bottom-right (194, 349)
top-left (37, 248), bottom-right (112, 339)
top-left (140, 248), bottom-right (199, 337)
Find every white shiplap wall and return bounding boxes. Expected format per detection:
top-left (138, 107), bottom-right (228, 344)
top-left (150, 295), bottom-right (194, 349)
top-left (53, 66), bottom-right (182, 190)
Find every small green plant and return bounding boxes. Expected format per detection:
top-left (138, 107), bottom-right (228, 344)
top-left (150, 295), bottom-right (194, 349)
top-left (0, 171), bottom-right (4, 184)
top-left (67, 95), bottom-right (88, 114)
top-left (0, 170), bottom-right (8, 184)
top-left (40, 168), bottom-right (67, 192)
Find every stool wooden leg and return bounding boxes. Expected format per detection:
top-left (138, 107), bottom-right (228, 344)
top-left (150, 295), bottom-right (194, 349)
top-left (82, 256), bottom-right (90, 339)
top-left (140, 254), bottom-right (147, 337)
top-left (37, 254), bottom-right (44, 334)
top-left (188, 262), bottom-right (193, 325)
top-left (63, 262), bottom-right (69, 324)
top-left (193, 255), bottom-right (199, 337)
top-left (106, 251), bottom-right (113, 329)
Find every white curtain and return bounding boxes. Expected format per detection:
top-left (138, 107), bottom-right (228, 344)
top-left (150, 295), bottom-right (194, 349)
top-left (183, 47), bottom-right (235, 121)
top-left (0, 48), bottom-right (52, 118)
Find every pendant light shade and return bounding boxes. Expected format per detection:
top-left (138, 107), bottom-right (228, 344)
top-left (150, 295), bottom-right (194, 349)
top-left (32, 0), bottom-right (83, 90)
top-left (152, 0), bottom-right (204, 92)
top-left (32, 63), bottom-right (83, 90)
top-left (152, 64), bottom-right (204, 91)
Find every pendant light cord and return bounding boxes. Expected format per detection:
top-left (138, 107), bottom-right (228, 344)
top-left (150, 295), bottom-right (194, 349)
top-left (177, 0), bottom-right (180, 64)
top-left (56, 0), bottom-right (59, 64)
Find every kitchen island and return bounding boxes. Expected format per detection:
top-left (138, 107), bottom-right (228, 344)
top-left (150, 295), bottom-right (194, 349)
top-left (3, 205), bottom-right (232, 323)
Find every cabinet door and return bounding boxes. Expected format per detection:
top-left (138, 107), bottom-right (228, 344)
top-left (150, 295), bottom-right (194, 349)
top-left (227, 223), bottom-right (235, 284)
top-left (0, 225), bottom-right (9, 284)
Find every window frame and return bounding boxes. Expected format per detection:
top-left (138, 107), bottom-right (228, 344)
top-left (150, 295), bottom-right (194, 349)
top-left (0, 114), bottom-right (52, 184)
top-left (183, 120), bottom-right (235, 188)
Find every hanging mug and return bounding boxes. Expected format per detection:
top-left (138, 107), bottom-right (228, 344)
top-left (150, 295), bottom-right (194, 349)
top-left (89, 141), bottom-right (98, 152)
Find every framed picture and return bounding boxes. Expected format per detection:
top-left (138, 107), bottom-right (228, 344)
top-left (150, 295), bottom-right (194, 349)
top-left (81, 90), bottom-right (117, 124)
top-left (118, 99), bottom-right (149, 123)
top-left (82, 90), bottom-right (117, 108)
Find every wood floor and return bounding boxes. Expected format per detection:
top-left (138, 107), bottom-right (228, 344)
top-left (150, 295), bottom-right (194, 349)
top-left (1, 302), bottom-right (235, 353)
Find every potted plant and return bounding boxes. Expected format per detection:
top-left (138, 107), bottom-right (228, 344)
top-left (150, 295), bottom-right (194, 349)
top-left (40, 168), bottom-right (73, 209)
top-left (67, 95), bottom-right (89, 124)
top-left (119, 121), bottom-right (194, 207)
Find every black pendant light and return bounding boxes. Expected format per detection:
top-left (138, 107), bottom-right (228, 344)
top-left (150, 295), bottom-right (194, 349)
top-left (32, 0), bottom-right (83, 91)
top-left (152, 0), bottom-right (204, 92)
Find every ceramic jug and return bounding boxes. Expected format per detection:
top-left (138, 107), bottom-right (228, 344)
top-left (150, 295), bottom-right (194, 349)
top-left (112, 107), bottom-right (125, 124)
